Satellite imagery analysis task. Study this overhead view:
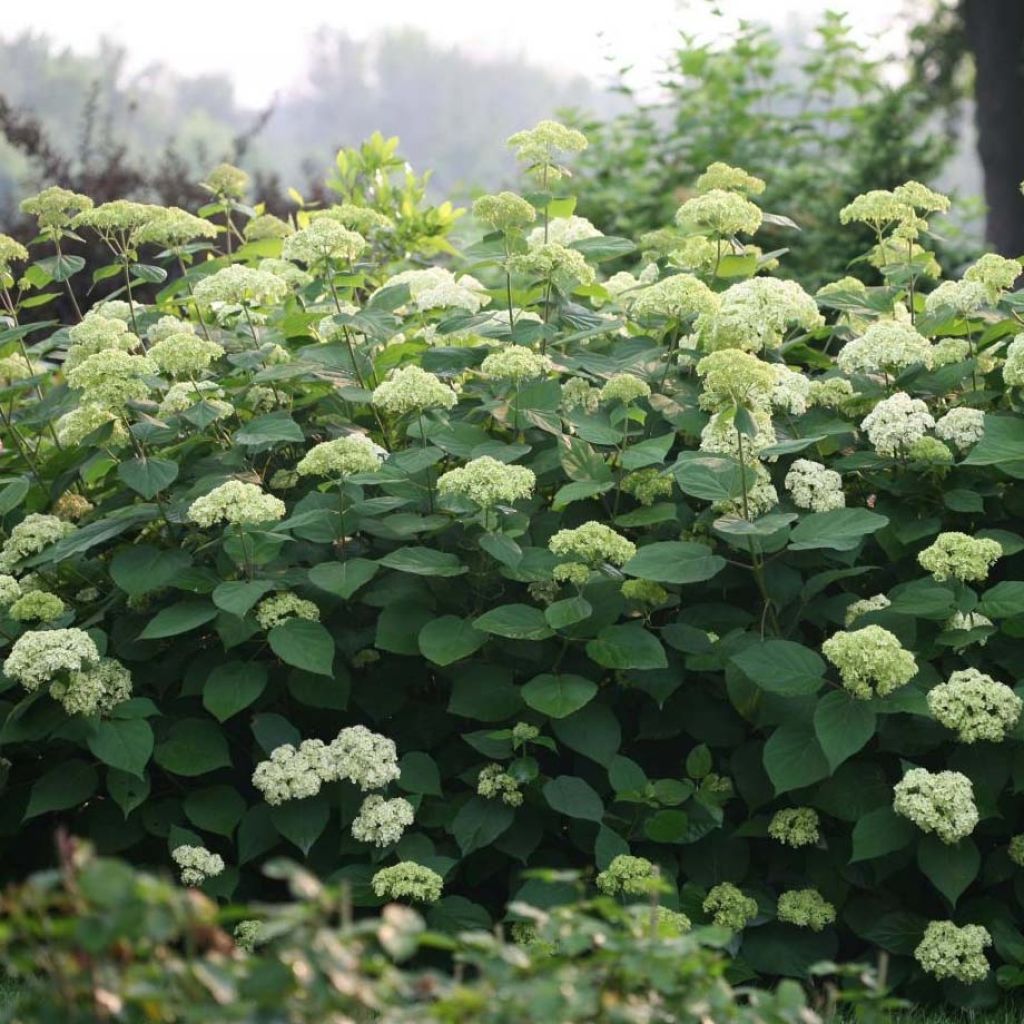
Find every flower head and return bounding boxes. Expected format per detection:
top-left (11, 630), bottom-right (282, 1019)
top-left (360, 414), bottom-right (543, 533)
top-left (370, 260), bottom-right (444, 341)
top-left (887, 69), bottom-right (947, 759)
top-left (509, 242), bottom-right (595, 293)
top-left (0, 513), bottom-right (74, 571)
top-left (437, 456), bottom-right (535, 509)
top-left (188, 480), bottom-right (286, 528)
top-left (822, 625), bottom-right (917, 699)
top-left (777, 889), bottom-right (836, 931)
top-left (372, 862), bottom-right (443, 903)
top-left (696, 349), bottom-right (776, 411)
top-left (20, 186), bottom-right (93, 231)
top-left (918, 532), bottom-right (1002, 583)
top-left (351, 794), bottom-right (415, 847)
top-left (768, 807), bottom-right (820, 848)
top-left (527, 215), bottom-right (602, 249)
top-left (252, 739), bottom-right (334, 804)
top-left (844, 594), bottom-right (891, 627)
top-left (703, 882), bottom-right (758, 930)
top-left (927, 668), bottom-right (1022, 743)
top-left (507, 119), bottom-right (588, 180)
top-left (632, 273), bottom-right (720, 321)
top-left (131, 207), bottom-right (218, 249)
top-left (893, 767), bottom-right (978, 844)
top-left (676, 189), bottom-right (762, 237)
top-left (66, 350), bottom-right (155, 409)
top-left (784, 459), bottom-right (845, 512)
top-left (382, 267), bottom-right (489, 313)
top-left (254, 592), bottom-right (320, 632)
top-left (915, 921), bottom-right (990, 983)
top-left (296, 435), bottom-right (383, 478)
top-left (477, 764), bottom-right (523, 806)
top-left (480, 347), bottom-right (553, 382)
top-left (838, 322), bottom-right (934, 375)
top-left (3, 628), bottom-right (99, 692)
top-left (549, 522), bottom-right (636, 567)
top-left (596, 855), bottom-right (662, 896)
top-left (924, 279), bottom-right (988, 318)
top-left (600, 374), bottom-right (651, 405)
top-left (50, 657), bottom-right (132, 716)
top-left (372, 365), bottom-right (457, 415)
top-left (965, 252), bottom-right (1021, 300)
top-left (193, 265), bottom-right (288, 308)
top-left (696, 162), bottom-right (765, 196)
top-left (244, 214), bottom-right (294, 241)
top-left (148, 334), bottom-right (223, 377)
top-left (696, 278), bottom-right (823, 353)
top-left (329, 725), bottom-right (401, 791)
top-left (204, 163), bottom-right (249, 198)
top-left (934, 407), bottom-right (985, 451)
top-left (9, 591), bottom-right (64, 623)
top-left (473, 192), bottom-right (537, 233)
top-left (282, 219), bottom-right (365, 265)
top-left (171, 845), bottom-right (225, 887)
top-left (860, 392), bottom-right (935, 457)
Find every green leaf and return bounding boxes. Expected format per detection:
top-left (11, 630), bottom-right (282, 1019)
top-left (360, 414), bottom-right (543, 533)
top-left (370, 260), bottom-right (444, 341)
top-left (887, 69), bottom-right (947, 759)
top-left (644, 809), bottom-right (690, 843)
top-left (110, 546), bottom-right (192, 597)
top-left (543, 775), bottom-right (604, 822)
top-left (378, 547), bottom-right (466, 577)
top-left (520, 673), bottom-right (597, 718)
top-left (130, 262), bottom-right (168, 284)
top-left (671, 452), bottom-right (754, 502)
top-left (0, 477), bottom-right (29, 515)
top-left (472, 603), bottom-right (553, 640)
top-left (980, 581), bottom-right (1024, 618)
top-left (586, 624), bottom-right (667, 670)
top-left (184, 785), bottom-right (247, 838)
top-left (25, 759), bottom-right (98, 818)
top-left (87, 719), bottom-right (154, 777)
top-left (107, 769), bottom-right (150, 818)
top-left (622, 541), bottom-right (725, 585)
top-left (963, 415), bottom-right (1024, 466)
top-left (234, 412), bottom-right (304, 446)
top-left (813, 691), bottom-right (876, 771)
top-left (917, 835), bottom-right (979, 906)
top-left (742, 923), bottom-right (838, 979)
top-left (211, 580), bottom-right (275, 618)
top-left (544, 596), bottom-right (592, 629)
top-left (763, 723), bottom-right (830, 795)
top-left (850, 806), bottom-right (917, 862)
top-left (418, 615), bottom-right (487, 666)
top-left (397, 751), bottom-right (443, 796)
top-left (552, 703), bottom-right (621, 765)
top-left (308, 559), bottom-right (379, 599)
top-left (271, 794), bottom-right (329, 854)
top-left (203, 661), bottom-right (268, 722)
top-left (731, 640), bottom-right (825, 696)
top-left (789, 508), bottom-right (889, 551)
top-left (36, 253), bottom-right (85, 282)
top-left (154, 718), bottom-right (232, 777)
top-left (572, 235), bottom-right (636, 261)
top-left (117, 457), bottom-right (178, 499)
top-left (451, 797), bottom-right (514, 855)
top-left (269, 618), bottom-right (334, 676)
top-left (139, 600), bottom-right (217, 640)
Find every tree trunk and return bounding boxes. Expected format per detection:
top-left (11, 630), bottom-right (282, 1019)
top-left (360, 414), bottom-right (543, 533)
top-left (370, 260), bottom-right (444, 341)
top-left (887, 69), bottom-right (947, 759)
top-left (963, 0), bottom-right (1024, 255)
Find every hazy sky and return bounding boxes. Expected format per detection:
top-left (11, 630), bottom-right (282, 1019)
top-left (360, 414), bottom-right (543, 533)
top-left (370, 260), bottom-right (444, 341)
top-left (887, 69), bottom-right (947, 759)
top-left (3, 0), bottom-right (906, 106)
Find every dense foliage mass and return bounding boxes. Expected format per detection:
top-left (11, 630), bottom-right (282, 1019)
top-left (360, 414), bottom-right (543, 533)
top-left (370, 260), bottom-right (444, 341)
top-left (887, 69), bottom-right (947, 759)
top-left (0, 843), bottom-right (844, 1023)
top-left (1, 117), bottom-right (1024, 1011)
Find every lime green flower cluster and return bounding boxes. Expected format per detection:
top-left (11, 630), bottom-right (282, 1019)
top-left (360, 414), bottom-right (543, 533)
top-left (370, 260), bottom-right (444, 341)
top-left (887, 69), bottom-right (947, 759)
top-left (596, 854), bottom-right (662, 897)
top-left (66, 350), bottom-right (155, 410)
top-left (282, 219), bottom-right (365, 265)
top-left (599, 373), bottom-right (650, 405)
top-left (233, 920), bottom-right (264, 951)
top-left (3, 627), bottom-right (93, 689)
top-left (351, 794), bottom-right (415, 847)
top-left (620, 469), bottom-right (673, 507)
top-left (777, 889), bottom-right (836, 931)
top-left (147, 315), bottom-right (194, 345)
top-left (695, 162), bottom-right (765, 195)
top-left (8, 590), bottom-right (64, 623)
top-left (528, 215), bottom-right (602, 249)
top-left (472, 191), bottom-right (536, 233)
top-left (72, 199), bottom-right (158, 234)
top-left (20, 185), bottom-right (93, 233)
top-left (549, 522), bottom-right (636, 572)
top-left (767, 807), bottom-right (820, 848)
top-left (131, 207), bottom-right (218, 248)
top-left (653, 906), bottom-right (692, 937)
top-left (837, 321), bottom-right (934, 375)
top-left (844, 593), bottom-right (890, 626)
top-left (0, 574), bottom-right (20, 608)
top-left (696, 349), bottom-right (776, 411)
top-left (822, 625), bottom-right (917, 699)
top-left (509, 242), bottom-right (595, 293)
top-left (148, 334), bottom-right (223, 377)
top-left (808, 376), bottom-right (856, 411)
top-left (917, 532), bottom-right (1002, 583)
top-left (203, 162), bottom-right (249, 198)
top-left (924, 279), bottom-right (988, 318)
top-left (51, 657), bottom-right (133, 717)
top-left (296, 435), bottom-right (383, 478)
top-left (0, 513), bottom-right (75, 571)
top-left (480, 346), bottom-right (552, 382)
top-left (893, 767), bottom-right (978, 844)
top-left (771, 364), bottom-right (812, 415)
top-left (372, 365), bottom-right (457, 415)
top-left (254, 592), bottom-right (320, 632)
top-left (703, 882), bottom-right (758, 930)
top-left (1009, 835), bottom-right (1024, 867)
top-left (621, 579), bottom-right (669, 605)
top-left (506, 119), bottom-right (588, 181)
top-left (676, 189), bottom-right (763, 237)
top-left (631, 273), bottom-right (719, 321)
top-left (193, 265), bottom-right (288, 308)
top-left (158, 381), bottom-right (231, 421)
top-left (437, 456), bottom-right (535, 509)
top-left (371, 861), bottom-right (444, 903)
top-left (964, 252), bottom-right (1022, 300)
top-left (926, 668), bottom-right (1022, 743)
top-left (914, 921), bottom-right (991, 983)
top-left (0, 352), bottom-right (47, 384)
top-left (695, 278), bottom-right (823, 353)
top-left (477, 764), bottom-right (523, 806)
top-left (64, 314), bottom-right (139, 370)
top-left (171, 844), bottom-right (225, 887)
top-left (244, 213), bottom-right (293, 241)
top-left (187, 480), bottom-right (286, 528)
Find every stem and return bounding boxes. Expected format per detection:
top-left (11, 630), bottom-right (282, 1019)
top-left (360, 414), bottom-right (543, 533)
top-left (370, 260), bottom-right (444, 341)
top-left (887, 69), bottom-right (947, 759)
top-left (506, 270), bottom-right (515, 332)
top-left (418, 410), bottom-right (434, 513)
top-left (736, 427), bottom-right (750, 521)
top-left (54, 239), bottom-right (83, 322)
top-left (176, 254), bottom-right (212, 340)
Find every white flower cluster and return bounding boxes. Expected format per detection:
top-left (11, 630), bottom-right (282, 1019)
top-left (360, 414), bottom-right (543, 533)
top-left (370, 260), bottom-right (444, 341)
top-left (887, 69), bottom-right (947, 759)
top-left (860, 392), bottom-right (935, 457)
top-left (382, 267), bottom-right (490, 313)
top-left (527, 215), bottom-right (602, 249)
top-left (784, 459), bottom-right (845, 512)
top-left (296, 435), bottom-right (384, 478)
top-left (350, 794), bottom-right (415, 846)
top-left (251, 725), bottom-right (400, 805)
top-left (171, 845), bottom-right (225, 886)
top-left (926, 667), bottom-right (1022, 743)
top-left (0, 514), bottom-right (75, 571)
top-left (372, 365), bottom-right (457, 415)
top-left (837, 321), bottom-right (933, 375)
top-left (934, 407), bottom-right (985, 451)
top-left (893, 767), bottom-right (978, 844)
top-left (188, 481), bottom-right (286, 528)
top-left (696, 278), bottom-right (823, 353)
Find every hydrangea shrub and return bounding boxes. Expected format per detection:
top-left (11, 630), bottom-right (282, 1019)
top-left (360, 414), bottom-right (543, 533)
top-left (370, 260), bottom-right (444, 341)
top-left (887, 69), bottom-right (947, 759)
top-left (2, 124), bottom-right (1024, 1006)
